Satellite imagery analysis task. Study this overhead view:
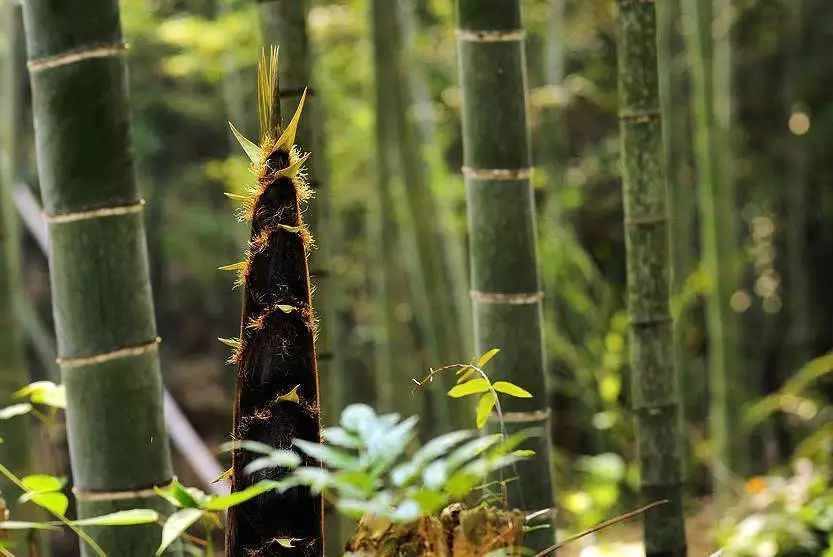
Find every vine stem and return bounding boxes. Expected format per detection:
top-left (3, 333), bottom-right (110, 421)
top-left (532, 500), bottom-right (668, 557)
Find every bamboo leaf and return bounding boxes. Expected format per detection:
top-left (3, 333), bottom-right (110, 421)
top-left (275, 152), bottom-right (311, 179)
top-left (217, 337), bottom-right (241, 350)
top-left (275, 385), bottom-right (301, 404)
top-left (229, 122), bottom-right (262, 164)
top-left (276, 89), bottom-right (308, 151)
top-left (492, 381), bottom-right (533, 398)
top-left (224, 192), bottom-right (250, 203)
top-left (21, 474), bottom-right (63, 493)
top-left (66, 509), bottom-right (159, 527)
top-left (218, 261), bottom-right (246, 272)
top-left (243, 451), bottom-right (301, 475)
top-left (0, 520), bottom-right (58, 530)
top-left (201, 480), bottom-right (280, 511)
top-left (29, 492), bottom-right (68, 516)
top-left (156, 508), bottom-right (203, 556)
top-left (512, 449), bottom-right (536, 457)
top-left (212, 467), bottom-right (233, 484)
top-left (447, 378), bottom-right (491, 398)
top-left (220, 440), bottom-right (276, 456)
top-left (476, 348), bottom-right (500, 368)
top-left (294, 439), bottom-right (359, 470)
top-left (0, 403), bottom-right (32, 420)
top-left (476, 393), bottom-right (497, 429)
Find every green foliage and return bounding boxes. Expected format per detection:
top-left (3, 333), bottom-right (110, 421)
top-left (238, 404), bottom-right (536, 524)
top-left (717, 460), bottom-right (833, 556)
top-left (559, 452), bottom-right (629, 532)
top-left (0, 464), bottom-right (158, 557)
top-left (153, 478), bottom-right (280, 555)
top-left (424, 348), bottom-right (536, 430)
top-left (0, 380), bottom-right (66, 432)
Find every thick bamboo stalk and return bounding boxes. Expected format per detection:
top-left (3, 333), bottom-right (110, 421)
top-left (225, 52), bottom-right (323, 557)
top-left (20, 0), bottom-right (175, 554)
top-left (455, 1), bottom-right (555, 551)
top-left (0, 0), bottom-right (35, 513)
top-left (616, 1), bottom-right (687, 555)
top-left (682, 0), bottom-right (742, 499)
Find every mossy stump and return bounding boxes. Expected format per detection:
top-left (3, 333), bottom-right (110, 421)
top-left (344, 505), bottom-right (525, 557)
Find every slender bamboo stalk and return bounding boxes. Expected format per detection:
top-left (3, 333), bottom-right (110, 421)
top-left (616, 1), bottom-right (687, 555)
top-left (455, 1), bottom-right (555, 550)
top-left (20, 0), bottom-right (175, 554)
top-left (224, 50), bottom-right (322, 557)
top-left (374, 0), bottom-right (466, 430)
top-left (682, 0), bottom-right (742, 500)
top-left (400, 0), bottom-right (473, 358)
top-left (369, 0), bottom-right (422, 419)
top-left (0, 0), bottom-right (34, 513)
top-left (658, 0), bottom-right (699, 415)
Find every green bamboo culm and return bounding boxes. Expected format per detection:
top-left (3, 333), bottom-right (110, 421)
top-left (616, 1), bottom-right (687, 555)
top-left (682, 0), bottom-right (742, 501)
top-left (455, 1), bottom-right (556, 550)
top-left (0, 0), bottom-right (34, 513)
top-left (20, 1), bottom-right (175, 554)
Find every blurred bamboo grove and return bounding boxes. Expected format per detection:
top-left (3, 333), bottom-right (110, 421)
top-left (1, 0), bottom-right (833, 554)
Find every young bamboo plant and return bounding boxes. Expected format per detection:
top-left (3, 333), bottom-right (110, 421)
top-left (221, 48), bottom-right (323, 557)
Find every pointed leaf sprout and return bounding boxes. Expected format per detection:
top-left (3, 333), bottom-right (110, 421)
top-left (229, 122), bottom-right (262, 164)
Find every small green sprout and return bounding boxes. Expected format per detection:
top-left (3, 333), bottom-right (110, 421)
top-left (416, 348), bottom-right (534, 429)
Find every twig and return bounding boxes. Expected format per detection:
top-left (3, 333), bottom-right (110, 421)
top-left (532, 500), bottom-right (668, 557)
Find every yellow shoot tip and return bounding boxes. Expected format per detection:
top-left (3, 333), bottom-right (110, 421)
top-left (218, 337), bottom-right (242, 349)
top-left (275, 152), bottom-right (310, 180)
top-left (218, 261), bottom-right (247, 272)
top-left (276, 88), bottom-right (308, 152)
top-left (224, 192), bottom-right (251, 203)
top-left (229, 122), bottom-right (261, 164)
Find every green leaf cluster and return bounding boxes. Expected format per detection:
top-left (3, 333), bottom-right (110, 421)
top-left (154, 478), bottom-right (280, 555)
top-left (242, 404), bottom-right (537, 524)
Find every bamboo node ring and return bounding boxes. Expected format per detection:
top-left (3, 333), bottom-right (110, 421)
top-left (73, 481), bottom-right (172, 502)
top-left (462, 167), bottom-right (532, 181)
top-left (470, 290), bottom-right (544, 305)
top-left (45, 200), bottom-right (145, 224)
top-left (28, 43), bottom-right (127, 73)
top-left (488, 409), bottom-right (551, 423)
top-left (58, 338), bottom-right (161, 368)
top-left (456, 29), bottom-right (526, 42)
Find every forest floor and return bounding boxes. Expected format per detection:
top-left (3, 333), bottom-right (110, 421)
top-left (560, 499), bottom-right (716, 556)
